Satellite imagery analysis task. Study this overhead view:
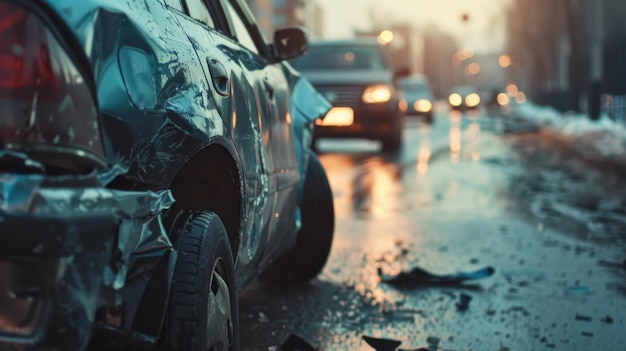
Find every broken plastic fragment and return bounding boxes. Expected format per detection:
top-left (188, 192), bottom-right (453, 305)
top-left (456, 293), bottom-right (472, 311)
top-left (601, 315), bottom-right (614, 324)
top-left (377, 265), bottom-right (495, 287)
top-left (361, 335), bottom-right (432, 351)
top-left (575, 313), bottom-right (592, 322)
top-left (362, 336), bottom-right (401, 351)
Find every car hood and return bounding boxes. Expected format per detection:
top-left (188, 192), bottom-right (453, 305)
top-left (298, 70), bottom-right (393, 85)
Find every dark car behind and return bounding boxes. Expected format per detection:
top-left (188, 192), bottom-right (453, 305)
top-left (448, 85), bottom-right (481, 110)
top-left (399, 74), bottom-right (435, 123)
top-left (290, 39), bottom-right (408, 152)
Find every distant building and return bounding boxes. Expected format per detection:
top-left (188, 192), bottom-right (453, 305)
top-left (505, 0), bottom-right (626, 117)
top-left (386, 25), bottom-right (425, 77)
top-left (272, 0), bottom-right (324, 39)
top-left (355, 25), bottom-right (425, 78)
top-left (423, 31), bottom-right (459, 98)
top-left (304, 2), bottom-right (324, 39)
top-left (248, 0), bottom-right (325, 42)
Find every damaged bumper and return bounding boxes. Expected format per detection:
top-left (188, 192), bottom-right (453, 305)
top-left (0, 172), bottom-right (174, 350)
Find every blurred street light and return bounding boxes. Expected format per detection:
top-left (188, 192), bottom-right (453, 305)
top-left (455, 48), bottom-right (474, 62)
top-left (378, 30), bottom-right (394, 45)
top-left (466, 63), bottom-right (481, 75)
top-left (506, 83), bottom-right (519, 97)
top-left (499, 54), bottom-right (511, 68)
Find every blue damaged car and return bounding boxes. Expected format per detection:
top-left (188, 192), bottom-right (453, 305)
top-left (0, 0), bottom-right (333, 350)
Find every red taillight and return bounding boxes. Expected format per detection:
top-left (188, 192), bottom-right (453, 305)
top-left (0, 2), bottom-right (106, 171)
top-left (0, 5), bottom-right (26, 89)
top-left (0, 4), bottom-right (55, 90)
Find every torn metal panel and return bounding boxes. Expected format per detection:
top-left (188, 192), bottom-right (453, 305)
top-left (377, 265), bottom-right (496, 287)
top-left (0, 162), bottom-right (173, 350)
top-left (283, 62), bottom-right (332, 197)
top-left (44, 0), bottom-right (225, 188)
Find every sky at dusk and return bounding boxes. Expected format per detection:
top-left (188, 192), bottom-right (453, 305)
top-left (316, 0), bottom-right (512, 53)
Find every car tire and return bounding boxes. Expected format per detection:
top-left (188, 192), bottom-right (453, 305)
top-left (259, 153), bottom-right (334, 285)
top-left (160, 212), bottom-right (239, 351)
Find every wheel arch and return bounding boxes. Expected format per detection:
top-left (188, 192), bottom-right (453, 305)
top-left (167, 138), bottom-right (243, 258)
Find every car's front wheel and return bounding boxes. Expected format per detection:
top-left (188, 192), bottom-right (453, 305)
top-left (160, 211), bottom-right (239, 351)
top-left (259, 153), bottom-right (334, 285)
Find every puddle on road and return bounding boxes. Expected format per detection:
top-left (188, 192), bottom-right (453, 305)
top-left (322, 115), bottom-right (517, 222)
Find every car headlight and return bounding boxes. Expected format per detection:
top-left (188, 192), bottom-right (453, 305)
top-left (465, 93), bottom-right (480, 107)
top-left (414, 99), bottom-right (432, 112)
top-left (362, 84), bottom-right (392, 104)
top-left (448, 93), bottom-right (462, 107)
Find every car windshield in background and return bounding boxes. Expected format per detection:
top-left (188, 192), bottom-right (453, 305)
top-left (291, 46), bottom-right (385, 71)
top-left (400, 80), bottom-right (429, 92)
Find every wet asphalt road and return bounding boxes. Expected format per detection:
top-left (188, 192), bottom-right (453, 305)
top-left (239, 106), bottom-right (626, 351)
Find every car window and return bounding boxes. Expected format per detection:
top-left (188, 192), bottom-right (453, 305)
top-left (185, 0), bottom-right (216, 28)
top-left (291, 45), bottom-right (386, 71)
top-left (401, 81), bottom-right (429, 91)
top-left (221, 0), bottom-right (259, 55)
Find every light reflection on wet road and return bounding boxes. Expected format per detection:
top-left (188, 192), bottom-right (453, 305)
top-left (239, 108), bottom-right (626, 351)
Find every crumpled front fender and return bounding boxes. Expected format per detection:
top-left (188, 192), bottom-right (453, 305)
top-left (282, 62), bottom-right (331, 198)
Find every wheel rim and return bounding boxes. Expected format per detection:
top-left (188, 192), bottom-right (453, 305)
top-left (206, 259), bottom-right (233, 351)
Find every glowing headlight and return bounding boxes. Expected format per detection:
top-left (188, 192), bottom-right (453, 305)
top-left (465, 93), bottom-right (480, 107)
top-left (449, 93), bottom-right (462, 107)
top-left (362, 84), bottom-right (392, 103)
top-left (414, 99), bottom-right (432, 112)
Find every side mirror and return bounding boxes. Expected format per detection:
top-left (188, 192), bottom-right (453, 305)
top-left (273, 27), bottom-right (308, 61)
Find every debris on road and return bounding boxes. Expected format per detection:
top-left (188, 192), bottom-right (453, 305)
top-left (362, 336), bottom-right (401, 351)
top-left (362, 335), bottom-right (436, 351)
top-left (601, 315), bottom-right (614, 324)
top-left (280, 334), bottom-right (317, 351)
top-left (455, 293), bottom-right (472, 311)
top-left (377, 265), bottom-right (495, 287)
top-left (575, 313), bottom-right (592, 322)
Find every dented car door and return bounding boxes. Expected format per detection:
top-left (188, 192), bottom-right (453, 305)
top-left (171, 0), bottom-right (292, 283)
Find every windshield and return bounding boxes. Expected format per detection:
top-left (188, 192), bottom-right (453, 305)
top-left (291, 45), bottom-right (386, 71)
top-left (401, 81), bottom-right (430, 92)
